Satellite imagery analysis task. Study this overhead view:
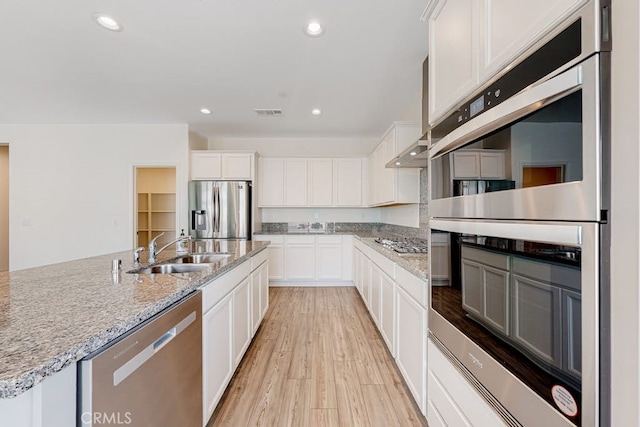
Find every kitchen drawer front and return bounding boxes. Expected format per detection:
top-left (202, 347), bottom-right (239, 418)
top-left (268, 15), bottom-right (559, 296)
top-left (396, 265), bottom-right (427, 307)
top-left (201, 260), bottom-right (251, 312)
top-left (316, 235), bottom-right (342, 245)
top-left (369, 248), bottom-right (395, 279)
top-left (250, 249), bottom-right (268, 271)
top-left (512, 256), bottom-right (580, 290)
top-left (461, 246), bottom-right (509, 270)
top-left (285, 235), bottom-right (316, 244)
top-left (254, 235), bottom-right (284, 244)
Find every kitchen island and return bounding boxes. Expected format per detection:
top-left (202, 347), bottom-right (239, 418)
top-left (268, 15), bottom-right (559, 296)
top-left (0, 240), bottom-right (268, 425)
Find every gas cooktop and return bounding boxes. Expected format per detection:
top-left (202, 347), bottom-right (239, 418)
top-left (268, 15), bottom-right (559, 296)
top-left (374, 237), bottom-right (429, 254)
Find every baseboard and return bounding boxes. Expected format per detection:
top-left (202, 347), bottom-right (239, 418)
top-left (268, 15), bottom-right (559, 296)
top-left (268, 280), bottom-right (355, 287)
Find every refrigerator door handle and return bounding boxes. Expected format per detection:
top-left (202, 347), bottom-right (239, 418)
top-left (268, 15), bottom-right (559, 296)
top-left (215, 186), bottom-right (221, 232)
top-left (191, 210), bottom-right (207, 231)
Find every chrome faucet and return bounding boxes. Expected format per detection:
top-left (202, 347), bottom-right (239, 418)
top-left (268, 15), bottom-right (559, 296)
top-left (148, 232), bottom-right (192, 263)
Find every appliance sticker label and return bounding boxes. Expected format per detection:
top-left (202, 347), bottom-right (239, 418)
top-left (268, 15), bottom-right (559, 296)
top-left (551, 385), bottom-right (578, 417)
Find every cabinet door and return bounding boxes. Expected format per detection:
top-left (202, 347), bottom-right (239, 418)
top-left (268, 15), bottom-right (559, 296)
top-left (267, 243), bottom-right (284, 280)
top-left (222, 153), bottom-right (253, 180)
top-left (316, 236), bottom-right (342, 280)
top-left (334, 158), bottom-right (363, 206)
top-left (452, 152), bottom-right (480, 179)
top-left (353, 249), bottom-right (363, 295)
top-left (251, 266), bottom-right (261, 334)
top-left (461, 259), bottom-right (483, 317)
top-left (362, 257), bottom-right (372, 312)
top-left (380, 271), bottom-right (396, 356)
top-left (479, 152), bottom-right (505, 179)
top-left (284, 159), bottom-right (308, 206)
top-left (562, 289), bottom-right (582, 380)
top-left (478, 0), bottom-right (587, 81)
top-left (284, 236), bottom-right (315, 279)
top-left (191, 152), bottom-right (222, 180)
top-left (511, 274), bottom-right (562, 368)
top-left (259, 262), bottom-right (269, 319)
top-left (482, 266), bottom-right (510, 335)
top-left (369, 264), bottom-right (382, 327)
top-left (203, 293), bottom-right (233, 421)
top-left (232, 278), bottom-right (251, 367)
top-left (259, 158), bottom-right (284, 206)
top-left (397, 287), bottom-right (427, 413)
top-left (380, 133), bottom-right (396, 204)
top-left (429, 0), bottom-right (478, 124)
top-left (308, 159), bottom-right (333, 206)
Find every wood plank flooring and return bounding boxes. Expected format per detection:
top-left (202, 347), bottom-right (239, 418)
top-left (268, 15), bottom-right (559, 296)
top-left (209, 287), bottom-right (428, 427)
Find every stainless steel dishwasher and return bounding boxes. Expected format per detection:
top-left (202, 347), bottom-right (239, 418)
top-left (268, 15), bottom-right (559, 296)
top-left (79, 291), bottom-right (202, 427)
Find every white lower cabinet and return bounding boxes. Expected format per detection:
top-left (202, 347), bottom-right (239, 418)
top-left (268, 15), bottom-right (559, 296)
top-left (232, 278), bottom-right (251, 367)
top-left (201, 250), bottom-right (268, 426)
top-left (284, 235), bottom-right (316, 279)
top-left (380, 270), bottom-right (396, 356)
top-left (396, 286), bottom-right (427, 414)
top-left (257, 234), bottom-right (352, 285)
top-left (203, 292), bottom-right (233, 423)
top-left (353, 238), bottom-right (427, 415)
top-left (428, 339), bottom-right (507, 427)
top-left (0, 364), bottom-right (76, 427)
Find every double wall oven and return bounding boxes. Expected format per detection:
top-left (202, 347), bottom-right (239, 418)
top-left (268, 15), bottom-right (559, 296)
top-left (428, 2), bottom-right (610, 426)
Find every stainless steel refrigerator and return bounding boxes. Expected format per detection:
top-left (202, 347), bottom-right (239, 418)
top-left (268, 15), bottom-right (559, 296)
top-left (188, 181), bottom-right (251, 239)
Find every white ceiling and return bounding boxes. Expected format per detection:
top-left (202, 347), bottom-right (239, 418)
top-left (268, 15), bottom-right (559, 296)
top-left (0, 0), bottom-right (428, 138)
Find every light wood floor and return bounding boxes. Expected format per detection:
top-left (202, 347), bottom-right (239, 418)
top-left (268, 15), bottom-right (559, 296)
top-left (208, 287), bottom-right (428, 427)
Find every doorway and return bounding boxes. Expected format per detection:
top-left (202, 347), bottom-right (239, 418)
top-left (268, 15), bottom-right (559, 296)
top-left (134, 167), bottom-right (177, 249)
top-left (0, 145), bottom-right (7, 271)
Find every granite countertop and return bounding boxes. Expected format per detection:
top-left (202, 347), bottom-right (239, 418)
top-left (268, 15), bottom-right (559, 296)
top-left (356, 237), bottom-right (429, 281)
top-left (0, 240), bottom-right (268, 399)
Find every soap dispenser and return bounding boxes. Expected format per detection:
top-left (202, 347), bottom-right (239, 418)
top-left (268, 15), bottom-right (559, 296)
top-left (177, 229), bottom-right (190, 255)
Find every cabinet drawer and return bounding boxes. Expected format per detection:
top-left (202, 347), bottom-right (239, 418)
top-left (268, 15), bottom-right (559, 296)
top-left (201, 260), bottom-right (251, 312)
top-left (285, 235), bottom-right (316, 244)
top-left (461, 246), bottom-right (509, 270)
top-left (369, 248), bottom-right (395, 279)
top-left (254, 234), bottom-right (284, 244)
top-left (316, 235), bottom-right (342, 245)
top-left (396, 265), bottom-right (427, 307)
top-left (512, 256), bottom-right (580, 290)
top-left (250, 249), bottom-right (268, 271)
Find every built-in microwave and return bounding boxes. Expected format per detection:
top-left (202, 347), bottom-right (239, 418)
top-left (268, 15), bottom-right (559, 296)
top-left (429, 7), bottom-right (610, 222)
top-left (427, 2), bottom-right (610, 426)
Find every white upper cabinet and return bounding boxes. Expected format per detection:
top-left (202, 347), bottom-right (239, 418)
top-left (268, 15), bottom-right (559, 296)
top-left (284, 159), bottom-right (308, 206)
top-left (368, 122), bottom-right (421, 207)
top-left (334, 158), bottom-right (363, 206)
top-left (428, 0), bottom-right (478, 123)
top-left (258, 157), bottom-right (365, 208)
top-left (191, 151), bottom-right (254, 181)
top-left (308, 159), bottom-right (333, 206)
top-left (259, 158), bottom-right (285, 206)
top-left (478, 0), bottom-right (588, 79)
top-left (427, 0), bottom-right (589, 125)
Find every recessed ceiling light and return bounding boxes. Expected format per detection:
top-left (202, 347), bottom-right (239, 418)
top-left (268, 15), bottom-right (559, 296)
top-left (410, 152), bottom-right (417, 156)
top-left (200, 108), bottom-right (212, 115)
top-left (395, 162), bottom-right (401, 165)
top-left (304, 20), bottom-right (325, 37)
top-left (311, 108), bottom-right (322, 115)
top-left (92, 13), bottom-right (123, 32)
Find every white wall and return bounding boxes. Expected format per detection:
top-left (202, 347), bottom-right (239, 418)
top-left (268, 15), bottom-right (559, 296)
top-left (209, 137), bottom-right (378, 157)
top-left (378, 204), bottom-right (420, 228)
top-left (188, 130), bottom-right (208, 150)
top-left (0, 145), bottom-right (8, 271)
top-left (0, 124), bottom-right (189, 270)
top-left (610, 1), bottom-right (640, 424)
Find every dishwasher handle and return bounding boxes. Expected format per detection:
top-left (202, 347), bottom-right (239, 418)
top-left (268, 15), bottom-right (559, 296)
top-left (113, 310), bottom-right (196, 386)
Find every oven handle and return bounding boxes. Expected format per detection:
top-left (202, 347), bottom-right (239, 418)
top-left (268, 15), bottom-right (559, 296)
top-left (429, 63), bottom-right (583, 160)
top-left (430, 219), bottom-right (583, 246)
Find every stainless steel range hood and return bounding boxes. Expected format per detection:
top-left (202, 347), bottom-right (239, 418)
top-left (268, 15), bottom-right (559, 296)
top-left (386, 56), bottom-right (430, 168)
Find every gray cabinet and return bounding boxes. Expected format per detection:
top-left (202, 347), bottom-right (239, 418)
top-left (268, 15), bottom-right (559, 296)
top-left (562, 289), bottom-right (582, 380)
top-left (511, 274), bottom-right (562, 368)
top-left (461, 246), bottom-right (510, 336)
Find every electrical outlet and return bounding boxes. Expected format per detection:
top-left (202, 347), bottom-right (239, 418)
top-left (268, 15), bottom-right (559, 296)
top-left (314, 211), bottom-right (319, 219)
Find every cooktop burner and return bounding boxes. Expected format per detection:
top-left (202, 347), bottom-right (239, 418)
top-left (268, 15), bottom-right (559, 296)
top-left (374, 237), bottom-right (429, 254)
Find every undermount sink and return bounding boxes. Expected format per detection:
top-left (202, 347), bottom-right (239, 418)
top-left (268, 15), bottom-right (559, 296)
top-left (174, 253), bottom-right (231, 264)
top-left (130, 263), bottom-right (210, 274)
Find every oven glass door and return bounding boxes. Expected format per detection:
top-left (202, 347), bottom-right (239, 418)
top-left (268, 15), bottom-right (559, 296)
top-left (429, 53), bottom-right (604, 222)
top-left (429, 219), bottom-right (598, 427)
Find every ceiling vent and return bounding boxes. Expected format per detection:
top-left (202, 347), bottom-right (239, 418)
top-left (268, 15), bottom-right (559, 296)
top-left (253, 109), bottom-right (283, 116)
